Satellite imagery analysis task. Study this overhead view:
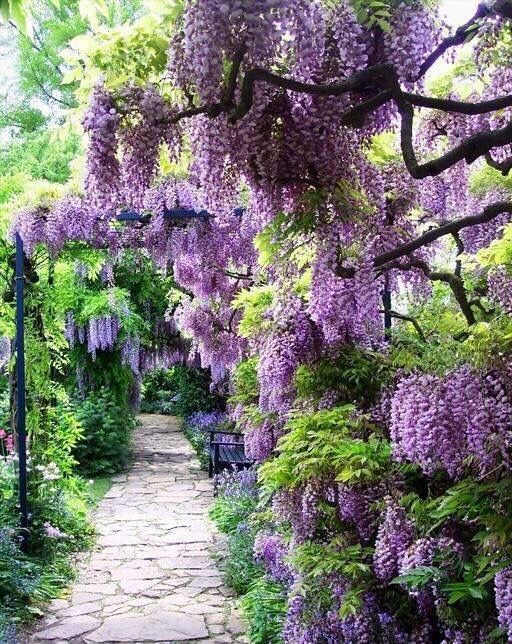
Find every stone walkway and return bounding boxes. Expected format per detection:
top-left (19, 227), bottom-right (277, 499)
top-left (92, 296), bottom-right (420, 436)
top-left (28, 415), bottom-right (247, 644)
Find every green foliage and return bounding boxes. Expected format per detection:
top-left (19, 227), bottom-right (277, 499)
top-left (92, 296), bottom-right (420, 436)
top-left (141, 366), bottom-right (223, 416)
top-left (350, 0), bottom-right (392, 32)
top-left (240, 577), bottom-right (287, 644)
top-left (294, 348), bottom-right (390, 407)
top-left (210, 494), bottom-right (259, 536)
top-left (233, 286), bottom-right (274, 337)
top-left (0, 131), bottom-right (79, 202)
top-left (62, 1), bottom-right (181, 102)
top-left (365, 132), bottom-right (400, 165)
top-left (0, 172), bottom-right (31, 206)
top-left (399, 477), bottom-right (512, 622)
top-left (229, 358), bottom-right (259, 406)
top-left (0, 102), bottom-right (47, 132)
top-left (73, 387), bottom-right (135, 476)
top-left (33, 388), bottom-right (84, 475)
top-left (1, 431), bottom-right (93, 632)
top-left (86, 477), bottom-right (113, 506)
top-left (209, 473), bottom-right (262, 596)
top-left (389, 283), bottom-right (469, 373)
top-left (259, 406), bottom-right (391, 499)
top-left (218, 526), bottom-right (262, 595)
top-left (182, 423), bottom-right (209, 470)
top-left (427, 54), bottom-right (480, 100)
top-left (291, 539), bottom-right (372, 584)
top-left (0, 0), bottom-right (35, 32)
top-left (478, 223), bottom-right (512, 268)
top-left (470, 163), bottom-right (512, 197)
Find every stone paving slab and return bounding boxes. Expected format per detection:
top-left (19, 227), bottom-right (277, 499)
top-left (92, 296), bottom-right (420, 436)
top-left (26, 415), bottom-right (247, 644)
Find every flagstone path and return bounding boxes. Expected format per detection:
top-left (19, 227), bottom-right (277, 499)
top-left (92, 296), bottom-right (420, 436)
top-left (28, 414), bottom-right (247, 644)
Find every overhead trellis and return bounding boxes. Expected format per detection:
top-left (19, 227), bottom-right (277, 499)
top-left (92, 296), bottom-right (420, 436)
top-left (12, 205), bottom-right (220, 539)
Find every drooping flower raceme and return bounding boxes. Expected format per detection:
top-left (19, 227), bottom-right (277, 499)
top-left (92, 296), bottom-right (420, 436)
top-left (495, 566), bottom-right (512, 642)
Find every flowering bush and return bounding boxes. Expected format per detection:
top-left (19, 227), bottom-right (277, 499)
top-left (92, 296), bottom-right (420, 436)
top-left (183, 410), bottom-right (227, 469)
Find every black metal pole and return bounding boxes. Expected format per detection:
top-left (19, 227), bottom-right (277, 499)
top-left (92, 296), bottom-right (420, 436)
top-left (382, 286), bottom-right (392, 335)
top-left (15, 233), bottom-right (29, 542)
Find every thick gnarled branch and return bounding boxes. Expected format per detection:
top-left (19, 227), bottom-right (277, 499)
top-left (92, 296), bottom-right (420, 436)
top-left (382, 257), bottom-right (477, 326)
top-left (374, 202), bottom-right (512, 268)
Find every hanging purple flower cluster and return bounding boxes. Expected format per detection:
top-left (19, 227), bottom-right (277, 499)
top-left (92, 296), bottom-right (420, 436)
top-left (383, 1), bottom-right (444, 90)
top-left (244, 417), bottom-right (277, 463)
top-left (272, 483), bottom-right (323, 544)
top-left (337, 484), bottom-right (383, 543)
top-left (65, 312), bottom-right (122, 361)
top-left (87, 315), bottom-right (121, 360)
top-left (120, 335), bottom-right (140, 374)
top-left (373, 498), bottom-right (415, 582)
top-left (118, 85), bottom-right (179, 210)
top-left (390, 366), bottom-right (512, 478)
top-left (308, 229), bottom-right (383, 348)
top-left (82, 85), bottom-right (121, 212)
top-left (494, 566), bottom-right (512, 642)
top-left (254, 531), bottom-right (293, 586)
top-left (488, 265), bottom-right (512, 314)
top-left (64, 311), bottom-right (77, 349)
top-left (256, 294), bottom-right (319, 414)
top-left (0, 337), bottom-right (10, 371)
top-left (139, 345), bottom-right (190, 373)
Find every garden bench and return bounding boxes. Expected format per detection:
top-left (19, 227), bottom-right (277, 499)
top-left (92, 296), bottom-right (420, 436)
top-left (206, 428), bottom-right (253, 486)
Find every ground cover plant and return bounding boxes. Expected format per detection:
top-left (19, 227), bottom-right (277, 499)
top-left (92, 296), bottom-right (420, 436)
top-left (210, 469), bottom-right (288, 643)
top-left (3, 0), bottom-right (512, 642)
top-left (183, 410), bottom-right (228, 469)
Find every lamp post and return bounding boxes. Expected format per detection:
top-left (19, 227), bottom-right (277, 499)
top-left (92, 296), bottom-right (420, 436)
top-left (15, 232), bottom-right (29, 545)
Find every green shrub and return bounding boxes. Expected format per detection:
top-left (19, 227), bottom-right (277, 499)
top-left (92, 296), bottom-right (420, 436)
top-left (241, 577), bottom-right (287, 644)
top-left (0, 476), bottom-right (93, 638)
top-left (222, 527), bottom-right (263, 595)
top-left (209, 470), bottom-right (262, 594)
top-left (141, 366), bottom-right (223, 416)
top-left (73, 388), bottom-right (135, 476)
top-left (210, 494), bottom-right (258, 535)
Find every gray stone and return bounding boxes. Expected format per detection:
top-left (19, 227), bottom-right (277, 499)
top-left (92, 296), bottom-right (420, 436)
top-left (73, 583), bottom-right (118, 595)
top-left (34, 616), bottom-right (101, 640)
top-left (119, 578), bottom-right (158, 594)
top-left (70, 592), bottom-right (104, 606)
top-left (98, 533), bottom-right (141, 547)
top-left (227, 610), bottom-right (246, 635)
top-left (47, 599), bottom-right (68, 611)
top-left (85, 610), bottom-right (208, 642)
top-left (111, 565), bottom-right (163, 581)
top-left (57, 602), bottom-right (102, 618)
top-left (159, 556), bottom-right (212, 570)
top-left (189, 577), bottom-right (224, 589)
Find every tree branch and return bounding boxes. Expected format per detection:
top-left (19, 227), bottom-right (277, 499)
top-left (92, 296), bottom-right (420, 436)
top-left (379, 308), bottom-right (426, 341)
top-left (485, 151), bottom-right (512, 176)
top-left (452, 232), bottom-right (464, 278)
top-left (416, 3), bottom-right (493, 79)
top-left (374, 201), bottom-right (512, 268)
top-left (403, 92), bottom-right (512, 114)
top-left (382, 256), bottom-right (477, 325)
